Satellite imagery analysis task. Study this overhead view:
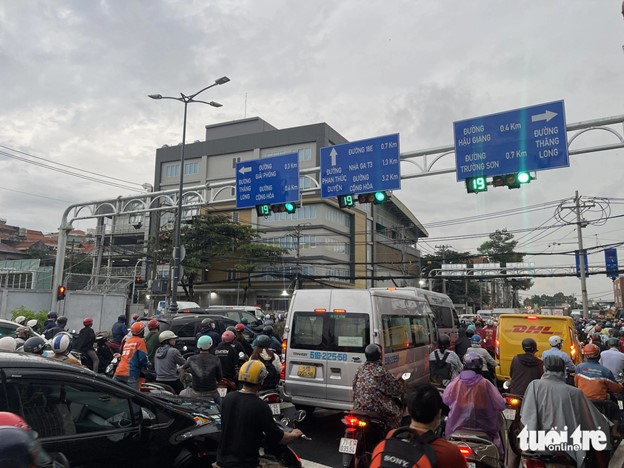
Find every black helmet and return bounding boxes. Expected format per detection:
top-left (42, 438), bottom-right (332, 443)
top-left (201, 318), bottom-right (214, 326)
top-left (365, 343), bottom-right (382, 362)
top-left (255, 335), bottom-right (272, 348)
top-left (465, 328), bottom-right (475, 338)
top-left (57, 316), bottom-right (68, 326)
top-left (0, 426), bottom-right (38, 466)
top-left (117, 314), bottom-right (126, 322)
top-left (23, 336), bottom-right (47, 355)
top-left (263, 325), bottom-right (274, 335)
top-left (438, 334), bottom-right (451, 349)
top-left (522, 338), bottom-right (537, 353)
top-left (607, 337), bottom-right (620, 348)
top-left (47, 311), bottom-right (58, 319)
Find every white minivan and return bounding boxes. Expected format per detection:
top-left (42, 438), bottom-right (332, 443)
top-left (279, 288), bottom-right (437, 411)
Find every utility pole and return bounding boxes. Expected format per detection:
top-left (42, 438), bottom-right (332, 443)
top-left (288, 223), bottom-right (309, 290)
top-left (435, 244), bottom-right (452, 294)
top-left (559, 192), bottom-right (595, 319)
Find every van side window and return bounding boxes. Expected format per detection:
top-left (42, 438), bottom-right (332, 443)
top-left (430, 305), bottom-right (453, 329)
top-left (382, 314), bottom-right (431, 352)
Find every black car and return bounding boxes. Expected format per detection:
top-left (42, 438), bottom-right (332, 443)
top-left (0, 352), bottom-right (221, 467)
top-left (140, 313), bottom-right (254, 355)
top-left (178, 306), bottom-right (264, 328)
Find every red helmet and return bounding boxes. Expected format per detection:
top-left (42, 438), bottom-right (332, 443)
top-left (235, 323), bottom-right (245, 332)
top-left (0, 412), bottom-right (30, 430)
top-left (582, 343), bottom-right (600, 358)
top-left (221, 330), bottom-right (235, 343)
top-left (130, 321), bottom-right (145, 335)
top-left (147, 319), bottom-right (159, 330)
top-left (83, 317), bottom-right (93, 326)
top-left (132, 313), bottom-right (140, 320)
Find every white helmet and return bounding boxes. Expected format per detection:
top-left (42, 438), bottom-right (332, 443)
top-left (0, 336), bottom-right (17, 351)
top-left (486, 319), bottom-right (494, 326)
top-left (51, 332), bottom-right (73, 354)
top-left (14, 316), bottom-right (26, 325)
top-left (158, 330), bottom-right (178, 343)
top-left (548, 335), bottom-right (563, 347)
top-left (27, 319), bottom-right (38, 328)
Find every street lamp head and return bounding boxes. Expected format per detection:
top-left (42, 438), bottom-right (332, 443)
top-left (148, 94), bottom-right (163, 100)
top-left (215, 76), bottom-right (230, 85)
top-left (209, 101), bottom-right (223, 108)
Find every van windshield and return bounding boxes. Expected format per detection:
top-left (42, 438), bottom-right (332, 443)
top-left (290, 312), bottom-right (369, 353)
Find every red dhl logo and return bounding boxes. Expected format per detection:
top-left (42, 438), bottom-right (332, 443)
top-left (509, 325), bottom-right (555, 334)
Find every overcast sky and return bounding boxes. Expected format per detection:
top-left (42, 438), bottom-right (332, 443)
top-left (1, 1), bottom-right (623, 303)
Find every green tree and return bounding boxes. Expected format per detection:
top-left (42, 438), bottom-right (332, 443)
top-left (478, 229), bottom-right (533, 305)
top-left (156, 213), bottom-right (286, 299)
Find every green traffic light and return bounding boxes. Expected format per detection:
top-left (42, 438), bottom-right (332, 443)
top-left (374, 192), bottom-right (386, 203)
top-left (284, 202), bottom-right (296, 213)
top-left (517, 171), bottom-right (531, 184)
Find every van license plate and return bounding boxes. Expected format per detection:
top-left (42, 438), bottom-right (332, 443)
top-left (270, 403), bottom-right (281, 415)
top-left (339, 437), bottom-right (358, 454)
top-left (503, 408), bottom-right (516, 420)
top-left (297, 365), bottom-right (316, 378)
top-left (467, 463), bottom-right (476, 468)
top-left (217, 387), bottom-right (227, 397)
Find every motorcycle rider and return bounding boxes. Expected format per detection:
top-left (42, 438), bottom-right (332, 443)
top-left (214, 330), bottom-right (240, 384)
top-left (235, 323), bottom-right (253, 356)
top-left (541, 335), bottom-right (575, 373)
top-left (42, 311), bottom-right (57, 335)
top-left (250, 334), bottom-right (281, 391)
top-left (145, 319), bottom-right (160, 362)
top-left (509, 338), bottom-right (543, 395)
top-left (576, 343), bottom-right (624, 439)
top-left (216, 360), bottom-right (303, 468)
top-left (44, 316), bottom-right (68, 339)
top-left (482, 319), bottom-right (497, 356)
top-left (113, 321), bottom-right (148, 390)
top-left (154, 330), bottom-right (186, 394)
top-left (429, 333), bottom-right (462, 386)
top-left (522, 355), bottom-right (610, 468)
top-left (374, 383), bottom-right (467, 467)
top-left (111, 314), bottom-right (128, 345)
top-left (468, 335), bottom-right (498, 382)
top-left (181, 335), bottom-right (223, 400)
top-left (195, 317), bottom-right (221, 352)
top-left (454, 325), bottom-right (471, 362)
top-left (14, 326), bottom-right (31, 350)
top-left (23, 336), bottom-right (51, 356)
top-left (443, 353), bottom-right (506, 458)
top-left (252, 325), bottom-right (282, 355)
top-left (50, 332), bottom-right (83, 366)
top-left (73, 317), bottom-right (98, 372)
top-left (599, 337), bottom-right (624, 380)
top-left (352, 343), bottom-right (405, 429)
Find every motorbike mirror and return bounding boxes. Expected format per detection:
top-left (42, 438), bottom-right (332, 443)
top-left (401, 372), bottom-right (411, 381)
top-left (280, 418), bottom-right (290, 427)
top-left (295, 410), bottom-right (307, 422)
top-left (503, 380), bottom-right (511, 390)
top-left (182, 345), bottom-right (188, 352)
top-left (238, 352), bottom-right (246, 360)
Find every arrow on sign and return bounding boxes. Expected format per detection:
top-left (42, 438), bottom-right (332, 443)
top-left (531, 110), bottom-right (558, 123)
top-left (238, 166), bottom-right (252, 175)
top-left (330, 148), bottom-right (338, 166)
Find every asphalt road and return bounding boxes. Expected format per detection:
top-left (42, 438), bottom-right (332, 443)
top-left (290, 409), bottom-right (345, 468)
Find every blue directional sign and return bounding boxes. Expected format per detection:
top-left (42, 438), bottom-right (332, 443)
top-left (319, 134), bottom-right (401, 198)
top-left (453, 100), bottom-right (569, 182)
top-left (605, 248), bottom-right (619, 279)
top-left (236, 153), bottom-right (300, 209)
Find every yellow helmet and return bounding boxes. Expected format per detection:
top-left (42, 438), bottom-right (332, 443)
top-left (238, 360), bottom-right (268, 385)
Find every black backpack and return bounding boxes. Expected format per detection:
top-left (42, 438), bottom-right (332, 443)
top-left (429, 350), bottom-right (452, 384)
top-left (370, 427), bottom-right (438, 468)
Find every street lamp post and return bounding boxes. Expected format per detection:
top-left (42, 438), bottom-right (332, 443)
top-left (131, 258), bottom-right (143, 305)
top-left (149, 76), bottom-right (230, 313)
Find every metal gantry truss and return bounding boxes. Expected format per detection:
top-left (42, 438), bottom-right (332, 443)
top-left (51, 113), bottom-right (624, 308)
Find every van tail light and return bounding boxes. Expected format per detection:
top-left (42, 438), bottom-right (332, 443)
top-left (342, 414), bottom-right (367, 428)
top-left (495, 338), bottom-right (500, 360)
top-left (526, 316), bottom-right (538, 320)
top-left (457, 445), bottom-right (473, 458)
top-left (280, 339), bottom-right (287, 380)
top-left (570, 343), bottom-right (577, 359)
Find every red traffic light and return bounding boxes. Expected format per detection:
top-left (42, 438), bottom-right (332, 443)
top-left (135, 277), bottom-right (143, 284)
top-left (57, 285), bottom-right (67, 300)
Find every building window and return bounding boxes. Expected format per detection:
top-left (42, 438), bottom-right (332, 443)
top-left (165, 163), bottom-right (180, 178)
top-left (325, 207), bottom-right (351, 228)
top-left (184, 161), bottom-right (199, 175)
top-left (298, 148), bottom-right (312, 161)
top-left (269, 205), bottom-right (317, 221)
top-left (232, 157), bottom-right (241, 168)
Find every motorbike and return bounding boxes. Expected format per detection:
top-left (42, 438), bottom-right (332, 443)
top-left (216, 377), bottom-right (238, 398)
top-left (74, 332), bottom-right (117, 373)
top-left (260, 389), bottom-right (299, 422)
top-left (339, 372), bottom-right (411, 468)
top-left (259, 409), bottom-right (310, 468)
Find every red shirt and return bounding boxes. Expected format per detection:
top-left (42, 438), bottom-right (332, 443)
top-left (414, 429), bottom-right (468, 467)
